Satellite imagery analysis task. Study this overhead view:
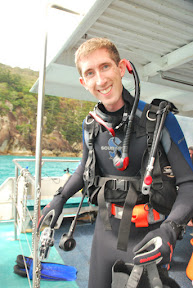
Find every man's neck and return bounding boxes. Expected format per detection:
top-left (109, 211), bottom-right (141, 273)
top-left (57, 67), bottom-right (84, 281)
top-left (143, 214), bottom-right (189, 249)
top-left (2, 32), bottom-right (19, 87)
top-left (104, 99), bottom-right (125, 112)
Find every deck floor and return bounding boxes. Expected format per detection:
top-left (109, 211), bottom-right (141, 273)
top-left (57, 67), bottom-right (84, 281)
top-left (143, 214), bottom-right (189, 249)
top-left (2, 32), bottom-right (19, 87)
top-left (1, 219), bottom-right (193, 288)
top-left (54, 217), bottom-right (193, 288)
top-left (0, 221), bottom-right (78, 288)
top-left (54, 218), bottom-right (95, 288)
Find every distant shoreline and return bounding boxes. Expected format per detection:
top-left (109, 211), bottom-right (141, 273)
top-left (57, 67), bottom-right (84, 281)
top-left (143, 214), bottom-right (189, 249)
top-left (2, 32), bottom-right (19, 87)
top-left (0, 150), bottom-right (82, 158)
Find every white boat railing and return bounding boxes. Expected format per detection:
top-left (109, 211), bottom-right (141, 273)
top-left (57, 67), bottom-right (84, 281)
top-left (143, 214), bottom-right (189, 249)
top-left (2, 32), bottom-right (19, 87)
top-left (0, 177), bottom-right (15, 220)
top-left (11, 157), bottom-right (82, 288)
top-left (12, 158), bottom-right (80, 239)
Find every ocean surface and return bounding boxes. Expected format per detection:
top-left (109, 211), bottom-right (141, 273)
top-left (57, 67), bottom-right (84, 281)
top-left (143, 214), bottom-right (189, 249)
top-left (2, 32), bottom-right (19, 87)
top-left (0, 155), bottom-right (81, 186)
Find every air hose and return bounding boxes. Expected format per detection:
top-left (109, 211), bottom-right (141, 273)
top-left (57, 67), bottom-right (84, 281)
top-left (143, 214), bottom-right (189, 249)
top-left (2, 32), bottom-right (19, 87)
top-left (113, 60), bottom-right (140, 171)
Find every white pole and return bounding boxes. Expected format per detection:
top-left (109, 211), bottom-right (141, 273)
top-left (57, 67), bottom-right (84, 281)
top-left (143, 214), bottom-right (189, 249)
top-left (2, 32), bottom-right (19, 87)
top-left (32, 3), bottom-right (81, 287)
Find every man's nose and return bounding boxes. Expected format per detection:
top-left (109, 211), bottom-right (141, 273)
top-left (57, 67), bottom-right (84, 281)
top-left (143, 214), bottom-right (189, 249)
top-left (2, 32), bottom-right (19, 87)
top-left (96, 71), bottom-right (106, 86)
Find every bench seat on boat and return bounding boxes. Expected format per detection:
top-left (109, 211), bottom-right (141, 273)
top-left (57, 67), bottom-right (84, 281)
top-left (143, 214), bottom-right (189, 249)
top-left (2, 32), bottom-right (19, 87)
top-left (18, 196), bottom-right (97, 232)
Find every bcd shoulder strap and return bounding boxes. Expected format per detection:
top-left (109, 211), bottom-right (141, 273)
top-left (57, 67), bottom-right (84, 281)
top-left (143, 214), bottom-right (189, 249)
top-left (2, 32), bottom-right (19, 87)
top-left (140, 100), bottom-right (177, 215)
top-left (83, 115), bottom-right (100, 190)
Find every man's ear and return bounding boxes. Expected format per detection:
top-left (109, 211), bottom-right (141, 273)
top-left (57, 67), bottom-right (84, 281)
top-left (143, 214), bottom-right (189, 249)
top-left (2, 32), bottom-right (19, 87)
top-left (118, 59), bottom-right (127, 77)
top-left (79, 77), bottom-right (88, 90)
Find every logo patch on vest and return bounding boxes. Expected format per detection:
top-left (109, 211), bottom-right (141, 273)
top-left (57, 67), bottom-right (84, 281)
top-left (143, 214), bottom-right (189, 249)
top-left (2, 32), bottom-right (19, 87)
top-left (163, 166), bottom-right (175, 178)
top-left (108, 137), bottom-right (122, 158)
top-left (101, 137), bottom-right (122, 158)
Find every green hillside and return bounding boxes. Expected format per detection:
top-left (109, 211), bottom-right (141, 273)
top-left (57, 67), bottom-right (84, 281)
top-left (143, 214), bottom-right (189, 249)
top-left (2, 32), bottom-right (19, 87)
top-left (0, 63), bottom-right (94, 153)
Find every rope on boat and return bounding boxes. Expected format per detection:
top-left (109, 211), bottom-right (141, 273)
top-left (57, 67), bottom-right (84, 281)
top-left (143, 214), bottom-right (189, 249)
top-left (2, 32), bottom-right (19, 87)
top-left (13, 168), bottom-right (41, 287)
top-left (18, 238), bottom-right (32, 288)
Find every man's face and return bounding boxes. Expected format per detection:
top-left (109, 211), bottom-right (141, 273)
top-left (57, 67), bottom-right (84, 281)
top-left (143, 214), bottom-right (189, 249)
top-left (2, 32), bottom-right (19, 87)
top-left (79, 48), bottom-right (126, 112)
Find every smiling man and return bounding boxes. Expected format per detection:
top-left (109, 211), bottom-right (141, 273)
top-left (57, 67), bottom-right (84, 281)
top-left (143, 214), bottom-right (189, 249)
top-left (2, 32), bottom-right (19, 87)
top-left (78, 48), bottom-right (125, 112)
top-left (39, 38), bottom-right (193, 288)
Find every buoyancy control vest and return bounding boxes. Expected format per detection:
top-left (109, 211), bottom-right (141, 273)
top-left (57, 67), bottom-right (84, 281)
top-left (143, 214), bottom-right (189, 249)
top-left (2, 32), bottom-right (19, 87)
top-left (83, 93), bottom-right (179, 251)
top-left (83, 97), bottom-right (178, 214)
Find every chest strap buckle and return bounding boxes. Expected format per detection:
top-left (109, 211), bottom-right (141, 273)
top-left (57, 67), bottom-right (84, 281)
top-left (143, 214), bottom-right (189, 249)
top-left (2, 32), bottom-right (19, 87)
top-left (111, 179), bottom-right (129, 191)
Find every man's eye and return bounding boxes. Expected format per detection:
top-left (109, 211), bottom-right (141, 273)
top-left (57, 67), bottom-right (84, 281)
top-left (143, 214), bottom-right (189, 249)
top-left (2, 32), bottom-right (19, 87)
top-left (85, 71), bottom-right (93, 77)
top-left (103, 64), bottom-right (109, 69)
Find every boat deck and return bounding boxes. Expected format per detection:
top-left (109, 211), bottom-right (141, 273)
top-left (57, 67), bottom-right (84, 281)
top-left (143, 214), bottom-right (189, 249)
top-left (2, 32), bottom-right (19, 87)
top-left (0, 220), bottom-right (79, 288)
top-left (1, 219), bottom-right (193, 288)
top-left (55, 218), bottom-right (193, 288)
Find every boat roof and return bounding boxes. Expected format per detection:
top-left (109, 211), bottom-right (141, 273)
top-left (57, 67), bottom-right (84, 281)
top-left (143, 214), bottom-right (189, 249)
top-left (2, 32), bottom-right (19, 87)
top-left (30, 0), bottom-right (193, 117)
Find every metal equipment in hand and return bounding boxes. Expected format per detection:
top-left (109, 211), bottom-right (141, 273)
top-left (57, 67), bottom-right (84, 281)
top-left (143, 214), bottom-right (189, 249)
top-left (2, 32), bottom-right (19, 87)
top-left (59, 189), bottom-right (87, 251)
top-left (39, 227), bottom-right (55, 260)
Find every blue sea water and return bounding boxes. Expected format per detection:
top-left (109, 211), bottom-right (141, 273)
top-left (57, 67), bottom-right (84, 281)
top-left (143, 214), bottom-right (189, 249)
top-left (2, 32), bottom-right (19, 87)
top-left (0, 155), bottom-right (81, 186)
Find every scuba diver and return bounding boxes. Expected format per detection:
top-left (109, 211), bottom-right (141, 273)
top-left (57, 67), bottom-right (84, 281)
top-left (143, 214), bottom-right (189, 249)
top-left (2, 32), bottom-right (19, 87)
top-left (38, 38), bottom-right (193, 288)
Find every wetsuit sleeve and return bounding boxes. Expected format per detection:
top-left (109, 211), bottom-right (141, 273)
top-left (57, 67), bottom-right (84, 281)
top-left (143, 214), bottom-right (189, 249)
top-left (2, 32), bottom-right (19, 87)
top-left (58, 121), bottom-right (89, 200)
top-left (161, 112), bottom-right (193, 225)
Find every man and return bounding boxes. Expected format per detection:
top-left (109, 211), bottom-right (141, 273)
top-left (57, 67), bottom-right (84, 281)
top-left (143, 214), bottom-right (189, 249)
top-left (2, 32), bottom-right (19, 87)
top-left (39, 38), bottom-right (193, 288)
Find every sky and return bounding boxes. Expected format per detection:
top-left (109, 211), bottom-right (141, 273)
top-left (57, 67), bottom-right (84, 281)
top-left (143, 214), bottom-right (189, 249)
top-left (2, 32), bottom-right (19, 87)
top-left (0, 0), bottom-right (96, 71)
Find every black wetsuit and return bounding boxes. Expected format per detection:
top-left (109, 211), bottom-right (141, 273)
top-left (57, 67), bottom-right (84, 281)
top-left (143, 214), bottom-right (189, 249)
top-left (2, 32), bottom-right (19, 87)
top-left (61, 87), bottom-right (193, 288)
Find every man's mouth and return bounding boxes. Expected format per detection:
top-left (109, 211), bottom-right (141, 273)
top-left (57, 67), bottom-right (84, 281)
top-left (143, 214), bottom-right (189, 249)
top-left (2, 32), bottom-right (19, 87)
top-left (99, 86), bottom-right (112, 95)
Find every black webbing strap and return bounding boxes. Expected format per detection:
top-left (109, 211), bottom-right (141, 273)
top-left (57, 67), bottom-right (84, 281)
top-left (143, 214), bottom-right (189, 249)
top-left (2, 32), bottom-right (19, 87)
top-left (84, 149), bottom-right (96, 187)
top-left (146, 105), bottom-right (158, 152)
top-left (137, 103), bottom-right (156, 139)
top-left (83, 116), bottom-right (100, 189)
top-left (117, 182), bottom-right (138, 251)
top-left (96, 176), bottom-right (140, 250)
top-left (97, 179), bottom-right (112, 231)
top-left (151, 151), bottom-right (163, 187)
top-left (83, 124), bottom-right (95, 186)
top-left (97, 176), bottom-right (124, 231)
top-left (96, 176), bottom-right (127, 231)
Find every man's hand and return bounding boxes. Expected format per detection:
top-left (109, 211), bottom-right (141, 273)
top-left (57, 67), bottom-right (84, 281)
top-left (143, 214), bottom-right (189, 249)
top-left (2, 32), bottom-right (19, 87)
top-left (37, 189), bottom-right (66, 231)
top-left (133, 222), bottom-right (177, 266)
